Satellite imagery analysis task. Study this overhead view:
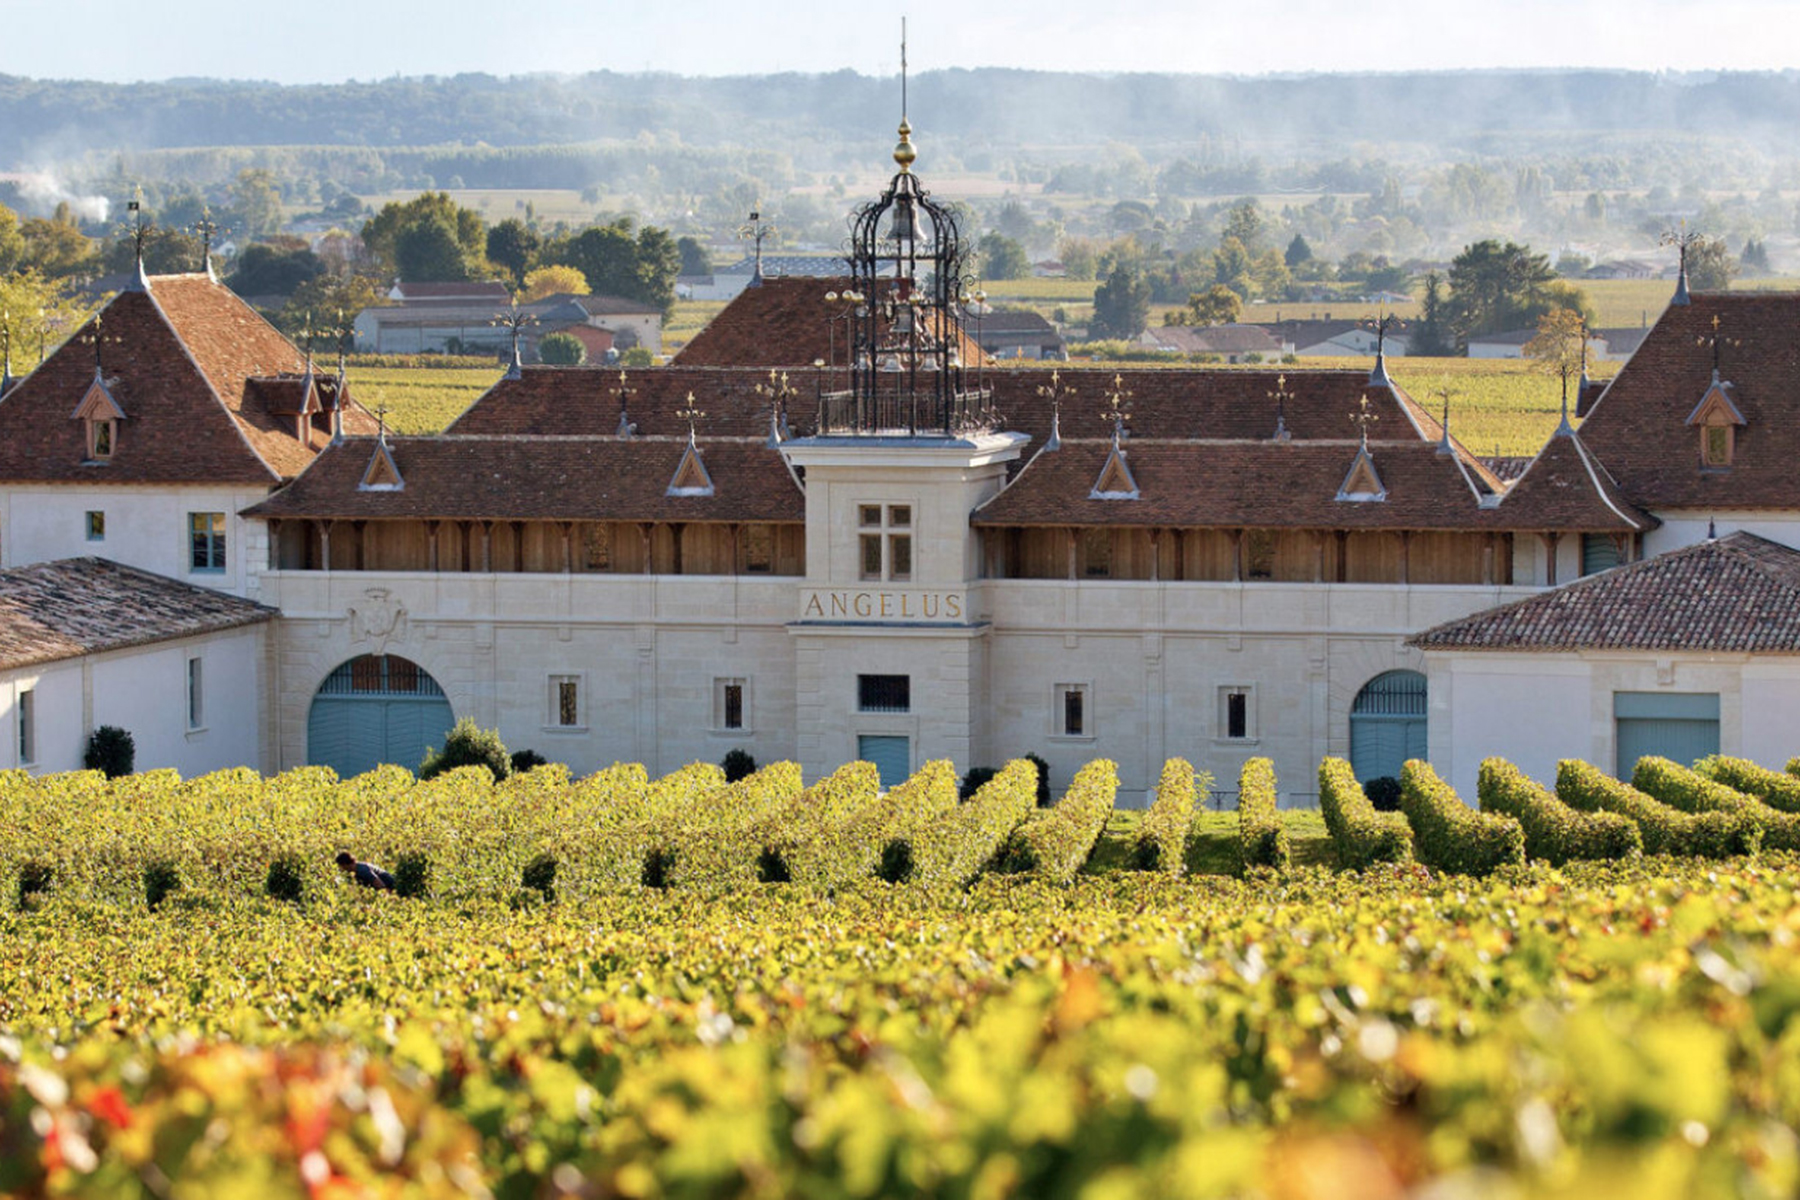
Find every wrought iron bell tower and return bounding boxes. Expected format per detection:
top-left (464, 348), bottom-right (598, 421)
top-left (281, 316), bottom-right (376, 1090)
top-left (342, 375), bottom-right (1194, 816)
top-left (831, 46), bottom-right (987, 436)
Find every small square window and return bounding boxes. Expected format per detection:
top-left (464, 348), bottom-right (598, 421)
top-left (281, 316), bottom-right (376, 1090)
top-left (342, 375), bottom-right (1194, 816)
top-left (888, 504), bottom-right (911, 528)
top-left (85, 511), bottom-right (105, 541)
top-left (551, 676), bottom-right (580, 727)
top-left (714, 677), bottom-right (749, 731)
top-left (1245, 530), bottom-right (1275, 579)
top-left (859, 505), bottom-right (883, 528)
top-left (1220, 686), bottom-right (1255, 740)
top-left (1054, 683), bottom-right (1090, 737)
top-left (858, 674), bottom-right (910, 713)
top-left (187, 657), bottom-right (204, 730)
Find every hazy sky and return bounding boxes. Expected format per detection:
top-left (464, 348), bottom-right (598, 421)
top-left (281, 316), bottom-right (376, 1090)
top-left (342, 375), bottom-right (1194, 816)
top-left (5, 0), bottom-right (1798, 83)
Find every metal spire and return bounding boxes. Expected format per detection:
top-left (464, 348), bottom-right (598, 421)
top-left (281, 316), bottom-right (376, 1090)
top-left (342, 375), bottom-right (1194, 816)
top-left (193, 207), bottom-right (221, 280)
top-left (1434, 382), bottom-right (1459, 454)
top-left (125, 196), bottom-right (150, 291)
top-left (1367, 309), bottom-right (1397, 387)
top-left (614, 370), bottom-right (637, 438)
top-left (0, 312), bottom-right (13, 397)
top-left (893, 18), bottom-right (916, 173)
top-left (1268, 373), bottom-right (1293, 443)
top-left (1037, 369), bottom-right (1070, 452)
top-left (1662, 223), bottom-right (1700, 307)
top-left (491, 300), bottom-right (537, 379)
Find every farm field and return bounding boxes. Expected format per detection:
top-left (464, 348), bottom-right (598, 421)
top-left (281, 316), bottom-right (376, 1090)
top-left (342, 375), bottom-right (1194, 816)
top-left (6, 754), bottom-right (1800, 1194)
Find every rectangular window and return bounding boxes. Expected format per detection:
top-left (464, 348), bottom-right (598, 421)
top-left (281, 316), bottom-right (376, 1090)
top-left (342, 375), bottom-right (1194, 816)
top-left (1081, 528), bottom-right (1112, 577)
top-left (858, 503), bottom-right (916, 581)
top-left (1055, 683), bottom-right (1089, 737)
top-left (186, 657), bottom-right (204, 729)
top-left (1704, 424), bottom-right (1731, 467)
top-left (858, 673), bottom-right (910, 713)
top-left (189, 512), bottom-right (226, 572)
top-left (1220, 686), bottom-right (1255, 739)
top-left (89, 419), bottom-right (115, 460)
top-left (17, 688), bottom-right (33, 765)
top-left (714, 677), bottom-right (748, 731)
top-left (889, 533), bottom-right (913, 580)
top-left (85, 511), bottom-right (105, 541)
top-left (551, 676), bottom-right (580, 727)
top-left (860, 533), bottom-right (883, 580)
top-left (888, 505), bottom-right (911, 528)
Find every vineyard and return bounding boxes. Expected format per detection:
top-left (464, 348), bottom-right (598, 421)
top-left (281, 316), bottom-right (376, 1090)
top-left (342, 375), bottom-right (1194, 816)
top-left (3, 753), bottom-right (1800, 1196)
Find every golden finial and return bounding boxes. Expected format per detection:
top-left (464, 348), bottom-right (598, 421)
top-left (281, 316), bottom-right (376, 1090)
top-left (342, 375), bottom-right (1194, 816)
top-left (893, 18), bottom-right (916, 172)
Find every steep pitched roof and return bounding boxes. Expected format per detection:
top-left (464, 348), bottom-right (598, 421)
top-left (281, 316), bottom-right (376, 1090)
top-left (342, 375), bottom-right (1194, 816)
top-left (971, 440), bottom-right (1502, 530)
top-left (672, 275), bottom-right (984, 368)
top-left (1496, 428), bottom-right (1654, 532)
top-left (1411, 532), bottom-right (1800, 653)
top-left (445, 366), bottom-right (790, 439)
top-left (0, 557), bottom-right (275, 671)
top-left (1578, 292), bottom-right (1800, 510)
top-left (0, 274), bottom-right (376, 485)
top-left (242, 436), bottom-right (804, 524)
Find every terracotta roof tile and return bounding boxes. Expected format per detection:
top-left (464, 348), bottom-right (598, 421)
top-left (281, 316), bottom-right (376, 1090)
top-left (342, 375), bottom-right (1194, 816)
top-left (1494, 429), bottom-right (1654, 531)
top-left (1578, 292), bottom-right (1800, 510)
top-left (673, 275), bottom-right (984, 368)
top-left (243, 436), bottom-right (804, 524)
top-left (1411, 532), bottom-right (1800, 652)
top-left (445, 366), bottom-right (794, 439)
top-left (0, 557), bottom-right (275, 671)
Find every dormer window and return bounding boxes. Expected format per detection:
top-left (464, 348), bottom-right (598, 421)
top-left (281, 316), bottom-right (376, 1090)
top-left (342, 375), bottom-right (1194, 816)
top-left (88, 417), bottom-right (116, 460)
top-left (1686, 372), bottom-right (1745, 471)
top-left (71, 371), bottom-right (127, 464)
top-left (1703, 421), bottom-right (1733, 468)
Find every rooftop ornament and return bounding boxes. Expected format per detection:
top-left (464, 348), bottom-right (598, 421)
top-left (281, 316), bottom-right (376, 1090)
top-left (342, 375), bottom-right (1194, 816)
top-left (490, 299), bottom-right (539, 380)
top-left (0, 310), bottom-right (14, 397)
top-left (122, 195), bottom-right (151, 291)
top-left (739, 210), bottom-right (778, 287)
top-left (1268, 373), bottom-right (1293, 443)
top-left (753, 369), bottom-right (798, 447)
top-left (1661, 222), bottom-right (1703, 307)
top-left (1433, 381), bottom-right (1459, 454)
top-left (614, 370), bottom-right (637, 438)
top-left (192, 207), bottom-right (222, 280)
top-left (1366, 309), bottom-right (1401, 387)
top-left (1036, 368), bottom-right (1071, 451)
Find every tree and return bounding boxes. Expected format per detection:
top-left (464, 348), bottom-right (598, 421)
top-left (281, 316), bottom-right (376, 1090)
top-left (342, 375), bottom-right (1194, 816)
top-left (1741, 237), bottom-right (1771, 274)
top-left (83, 726), bottom-right (135, 778)
top-left (275, 273), bottom-right (385, 344)
top-left (536, 331), bottom-right (587, 365)
top-left (20, 205), bottom-right (98, 278)
top-left (1444, 239), bottom-right (1559, 349)
top-left (521, 264), bottom-right (589, 303)
top-left (361, 193), bottom-right (487, 280)
top-left (485, 218), bottom-right (539, 287)
top-left (230, 168), bottom-right (285, 240)
top-left (1284, 233), bottom-right (1313, 269)
top-left (1211, 235), bottom-right (1255, 300)
top-left (1090, 266), bottom-right (1150, 339)
top-left (226, 243), bottom-right (325, 296)
top-left (546, 218), bottom-right (680, 318)
top-left (0, 204), bottom-right (22, 274)
top-left (1687, 237), bottom-right (1736, 291)
top-left (977, 232), bottom-right (1030, 281)
top-left (1410, 272), bottom-right (1454, 357)
top-left (104, 225), bottom-right (203, 276)
top-left (418, 717), bottom-right (510, 782)
top-left (1187, 284), bottom-right (1242, 326)
top-left (1222, 199), bottom-right (1265, 253)
top-left (394, 217), bottom-right (470, 282)
top-left (0, 271), bottom-right (89, 365)
top-left (1524, 308), bottom-right (1589, 389)
top-left (676, 235), bottom-right (711, 277)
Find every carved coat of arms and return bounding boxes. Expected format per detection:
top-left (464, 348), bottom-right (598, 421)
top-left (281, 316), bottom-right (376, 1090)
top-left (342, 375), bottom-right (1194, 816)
top-left (348, 588), bottom-right (409, 654)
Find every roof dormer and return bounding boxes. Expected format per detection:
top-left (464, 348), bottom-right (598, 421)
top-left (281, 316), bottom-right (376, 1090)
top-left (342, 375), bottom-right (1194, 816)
top-left (1335, 442), bottom-right (1386, 502)
top-left (666, 439), bottom-right (715, 497)
top-left (70, 371), bottom-right (126, 463)
top-left (1686, 371), bottom-right (1745, 469)
top-left (358, 438), bottom-right (403, 491)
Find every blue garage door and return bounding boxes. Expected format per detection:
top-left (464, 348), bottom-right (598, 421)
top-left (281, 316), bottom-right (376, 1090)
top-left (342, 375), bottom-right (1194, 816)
top-left (1615, 692), bottom-right (1719, 778)
top-left (858, 735), bottom-right (911, 790)
top-left (308, 655), bottom-right (455, 778)
top-left (1349, 670), bottom-right (1428, 783)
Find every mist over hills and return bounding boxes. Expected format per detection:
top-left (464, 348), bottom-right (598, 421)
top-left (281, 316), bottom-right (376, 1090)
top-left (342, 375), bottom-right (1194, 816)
top-left (4, 67), bottom-right (1799, 170)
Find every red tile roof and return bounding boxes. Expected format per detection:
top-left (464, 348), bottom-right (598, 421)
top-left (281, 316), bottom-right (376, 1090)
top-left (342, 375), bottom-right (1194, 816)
top-left (0, 274), bottom-right (376, 485)
top-left (673, 275), bottom-right (984, 368)
top-left (1578, 292), bottom-right (1800, 510)
top-left (971, 438), bottom-right (1501, 530)
top-left (0, 557), bottom-right (274, 670)
top-left (1412, 532), bottom-right (1800, 652)
top-left (243, 436), bottom-right (804, 524)
top-left (1494, 428), bottom-right (1654, 532)
top-left (445, 365), bottom-right (797, 439)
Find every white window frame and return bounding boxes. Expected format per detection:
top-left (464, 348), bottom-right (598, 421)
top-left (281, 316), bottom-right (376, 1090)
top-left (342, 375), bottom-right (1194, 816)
top-left (1217, 684), bottom-right (1258, 743)
top-left (186, 657), bottom-right (205, 731)
top-left (1050, 681), bottom-right (1094, 741)
top-left (546, 673), bottom-right (585, 732)
top-left (857, 502), bottom-right (914, 582)
top-left (17, 686), bottom-right (35, 766)
top-left (713, 676), bottom-right (751, 735)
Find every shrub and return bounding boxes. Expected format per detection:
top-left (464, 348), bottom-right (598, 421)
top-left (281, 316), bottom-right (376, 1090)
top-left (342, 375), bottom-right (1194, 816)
top-left (265, 854), bottom-right (306, 902)
top-left (786, 761), bottom-right (958, 887)
top-left (906, 759), bottom-right (1038, 887)
top-left (143, 859), bottom-right (181, 910)
top-left (1557, 759), bottom-right (1761, 858)
top-left (536, 331), bottom-right (587, 365)
top-left (960, 766), bottom-right (999, 801)
top-left (16, 859), bottom-right (52, 911)
top-left (393, 852), bottom-right (431, 899)
top-left (1004, 759), bottom-right (1118, 883)
top-left (83, 726), bottom-right (136, 779)
top-left (753, 761), bottom-right (881, 883)
top-left (1363, 776), bottom-right (1402, 812)
top-left (1633, 756), bottom-right (1800, 851)
top-left (1318, 758), bottom-right (1412, 869)
top-left (721, 749), bottom-right (758, 783)
top-left (1025, 752), bottom-right (1052, 806)
top-left (419, 719), bottom-right (509, 782)
top-left (1135, 758), bottom-right (1200, 874)
top-left (1235, 758), bottom-right (1289, 871)
top-left (1699, 756), bottom-right (1800, 814)
top-left (1400, 760), bottom-right (1524, 877)
top-left (1476, 758), bottom-right (1640, 864)
top-left (510, 749), bottom-right (549, 774)
top-left (521, 852), bottom-right (557, 902)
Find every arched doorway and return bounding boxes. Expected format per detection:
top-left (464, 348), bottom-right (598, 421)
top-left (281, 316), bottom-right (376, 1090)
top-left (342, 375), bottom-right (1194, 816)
top-left (1349, 669), bottom-right (1427, 783)
top-left (307, 654), bottom-right (454, 778)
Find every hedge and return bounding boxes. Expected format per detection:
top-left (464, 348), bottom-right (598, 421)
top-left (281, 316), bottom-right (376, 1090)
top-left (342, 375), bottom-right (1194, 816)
top-left (903, 759), bottom-right (1038, 887)
top-left (643, 761), bottom-right (805, 889)
top-left (1400, 760), bottom-right (1525, 877)
top-left (1632, 756), bottom-right (1800, 851)
top-left (783, 760), bottom-right (959, 887)
top-left (1318, 757), bottom-right (1412, 869)
top-left (1004, 759), bottom-right (1119, 883)
top-left (1699, 756), bottom-right (1800, 814)
top-left (1556, 759), bottom-right (1761, 859)
top-left (1235, 758), bottom-right (1289, 871)
top-left (742, 761), bottom-right (883, 883)
top-left (1134, 758), bottom-right (1199, 874)
top-left (1476, 758), bottom-right (1641, 864)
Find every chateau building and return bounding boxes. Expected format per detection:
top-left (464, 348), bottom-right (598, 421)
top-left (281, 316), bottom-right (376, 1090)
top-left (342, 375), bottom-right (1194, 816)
top-left (0, 123), bottom-right (1793, 803)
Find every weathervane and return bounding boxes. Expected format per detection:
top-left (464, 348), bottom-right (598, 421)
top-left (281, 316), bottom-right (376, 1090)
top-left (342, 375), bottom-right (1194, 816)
top-left (1432, 380), bottom-right (1459, 452)
top-left (490, 299), bottom-right (538, 377)
top-left (191, 206), bottom-right (221, 277)
top-left (676, 391), bottom-right (706, 443)
top-left (614, 369), bottom-right (637, 438)
top-left (738, 210), bottom-right (778, 286)
top-left (1661, 222), bottom-right (1703, 307)
top-left (1697, 312), bottom-right (1739, 379)
top-left (1268, 373), bottom-right (1293, 442)
top-left (753, 369), bottom-right (797, 445)
top-left (1037, 368), bottom-right (1071, 451)
top-left (123, 193), bottom-right (151, 283)
top-left (1349, 393), bottom-right (1379, 448)
top-left (80, 311), bottom-right (125, 375)
top-left (374, 401), bottom-right (390, 444)
top-left (0, 310), bottom-right (13, 394)
top-left (1101, 373), bottom-right (1132, 443)
top-left (1366, 309), bottom-right (1401, 386)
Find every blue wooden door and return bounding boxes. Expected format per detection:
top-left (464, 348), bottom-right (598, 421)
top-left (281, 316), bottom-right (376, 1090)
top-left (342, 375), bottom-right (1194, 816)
top-left (1349, 670), bottom-right (1428, 783)
top-left (1615, 692), bottom-right (1719, 777)
top-left (858, 735), bottom-right (911, 790)
top-left (307, 656), bottom-right (455, 778)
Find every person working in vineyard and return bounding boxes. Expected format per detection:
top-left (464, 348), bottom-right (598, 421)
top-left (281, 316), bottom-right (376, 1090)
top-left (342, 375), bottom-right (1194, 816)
top-left (335, 850), bottom-right (396, 891)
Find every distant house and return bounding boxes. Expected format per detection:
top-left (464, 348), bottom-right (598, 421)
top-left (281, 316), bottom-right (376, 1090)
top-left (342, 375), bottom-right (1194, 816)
top-left (1032, 260), bottom-right (1067, 278)
top-left (970, 311), bottom-right (1066, 361)
top-left (354, 289), bottom-right (663, 357)
top-left (1266, 319), bottom-right (1409, 359)
top-left (688, 255), bottom-right (853, 302)
top-left (1470, 327), bottom-right (1620, 363)
top-left (1137, 324), bottom-right (1291, 362)
top-left (1465, 328), bottom-right (1540, 359)
top-left (1584, 259), bottom-right (1659, 280)
top-left (1592, 327), bottom-right (1650, 361)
